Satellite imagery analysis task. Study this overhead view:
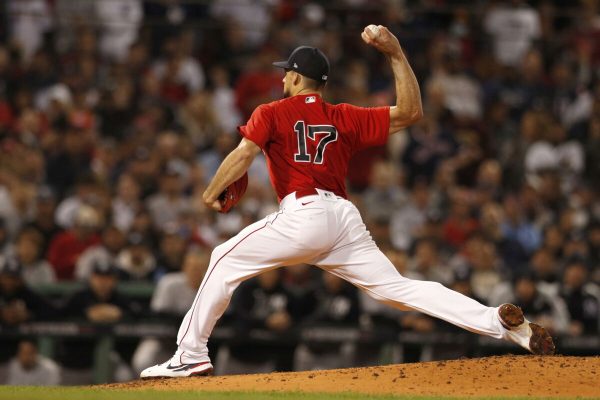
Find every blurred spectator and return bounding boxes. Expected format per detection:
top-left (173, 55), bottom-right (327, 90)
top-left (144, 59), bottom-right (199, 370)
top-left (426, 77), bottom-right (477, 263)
top-left (111, 174), bottom-right (142, 232)
top-left (14, 228), bottom-right (55, 286)
top-left (0, 219), bottom-right (12, 258)
top-left (500, 193), bottom-right (541, 256)
top-left (549, 60), bottom-right (594, 131)
top-left (7, 0), bottom-right (53, 62)
top-left (54, 176), bottom-right (103, 229)
top-left (60, 260), bottom-right (135, 383)
top-left (442, 189), bottom-right (479, 249)
top-left (490, 272), bottom-right (569, 335)
top-left (209, 66), bottom-right (243, 134)
top-left (525, 115), bottom-right (584, 192)
top-left (75, 225), bottom-right (126, 282)
top-left (132, 249), bottom-right (209, 374)
top-left (234, 48), bottom-right (283, 120)
top-left (24, 187), bottom-right (61, 255)
top-left (210, 0), bottom-right (276, 48)
top-left (390, 181), bottom-right (434, 251)
top-left (45, 124), bottom-right (94, 198)
top-left (402, 116), bottom-right (457, 185)
top-left (0, 256), bottom-right (54, 325)
top-left (216, 269), bottom-right (297, 374)
top-left (484, 0), bottom-right (541, 67)
top-left (95, 0), bottom-right (142, 62)
top-left (448, 269), bottom-right (485, 305)
top-left (588, 221), bottom-right (600, 269)
top-left (480, 202), bottom-right (528, 270)
top-left (361, 160), bottom-right (407, 222)
top-left (559, 260), bottom-right (600, 336)
top-left (294, 272), bottom-right (359, 371)
top-left (47, 206), bottom-right (101, 280)
top-left (154, 229), bottom-right (188, 280)
top-left (6, 340), bottom-right (60, 386)
top-left (530, 247), bottom-right (560, 286)
top-left (63, 261), bottom-right (134, 323)
top-left (475, 160), bottom-right (503, 205)
top-left (115, 233), bottom-right (156, 281)
top-left (53, 0), bottom-right (95, 53)
top-left (426, 51), bottom-right (483, 119)
top-left (449, 234), bottom-right (502, 303)
top-left (408, 238), bottom-right (453, 285)
top-left (152, 32), bottom-right (205, 103)
top-left (543, 224), bottom-right (565, 258)
top-left (585, 113), bottom-right (600, 183)
top-left (0, 171), bottom-right (29, 238)
top-left (178, 91), bottom-right (223, 151)
top-left (146, 167), bottom-right (191, 230)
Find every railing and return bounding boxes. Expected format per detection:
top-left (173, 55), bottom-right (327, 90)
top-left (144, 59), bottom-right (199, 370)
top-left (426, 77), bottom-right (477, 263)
top-left (1, 321), bottom-right (598, 384)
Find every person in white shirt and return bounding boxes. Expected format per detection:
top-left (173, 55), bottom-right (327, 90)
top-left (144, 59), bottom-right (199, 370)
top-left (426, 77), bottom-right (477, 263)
top-left (484, 0), bottom-right (541, 67)
top-left (6, 340), bottom-right (60, 386)
top-left (95, 0), bottom-right (143, 62)
top-left (7, 0), bottom-right (53, 63)
top-left (76, 226), bottom-right (126, 281)
top-left (15, 229), bottom-right (55, 286)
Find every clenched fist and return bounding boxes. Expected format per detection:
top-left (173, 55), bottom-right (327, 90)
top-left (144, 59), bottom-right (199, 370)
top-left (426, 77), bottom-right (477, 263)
top-left (361, 24), bottom-right (402, 57)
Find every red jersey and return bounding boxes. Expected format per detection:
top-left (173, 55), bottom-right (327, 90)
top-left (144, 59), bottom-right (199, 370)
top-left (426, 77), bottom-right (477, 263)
top-left (238, 94), bottom-right (390, 201)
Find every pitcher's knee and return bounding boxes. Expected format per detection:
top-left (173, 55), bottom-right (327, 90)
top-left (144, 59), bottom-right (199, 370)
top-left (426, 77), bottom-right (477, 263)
top-left (209, 243), bottom-right (228, 264)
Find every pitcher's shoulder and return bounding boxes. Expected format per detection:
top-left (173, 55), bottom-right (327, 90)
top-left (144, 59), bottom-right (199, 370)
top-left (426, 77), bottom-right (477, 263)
top-left (266, 97), bottom-right (297, 109)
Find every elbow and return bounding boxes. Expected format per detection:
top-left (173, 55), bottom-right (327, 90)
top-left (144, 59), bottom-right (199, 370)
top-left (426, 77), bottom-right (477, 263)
top-left (409, 108), bottom-right (424, 124)
top-left (391, 107), bottom-right (423, 129)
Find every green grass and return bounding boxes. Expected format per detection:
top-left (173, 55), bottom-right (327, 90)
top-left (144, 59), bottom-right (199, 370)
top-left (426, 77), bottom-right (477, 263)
top-left (0, 387), bottom-right (402, 400)
top-left (0, 387), bottom-right (598, 400)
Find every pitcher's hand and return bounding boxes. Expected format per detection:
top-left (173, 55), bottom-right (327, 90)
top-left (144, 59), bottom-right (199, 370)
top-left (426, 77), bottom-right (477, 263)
top-left (361, 25), bottom-right (402, 57)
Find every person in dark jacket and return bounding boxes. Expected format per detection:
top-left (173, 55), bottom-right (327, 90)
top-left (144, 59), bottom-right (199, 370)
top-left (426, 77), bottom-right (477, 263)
top-left (62, 261), bottom-right (134, 322)
top-left (0, 256), bottom-right (55, 362)
top-left (560, 259), bottom-right (599, 336)
top-left (294, 272), bottom-right (360, 371)
top-left (216, 269), bottom-right (298, 374)
top-left (57, 260), bottom-right (137, 383)
top-left (0, 257), bottom-right (54, 325)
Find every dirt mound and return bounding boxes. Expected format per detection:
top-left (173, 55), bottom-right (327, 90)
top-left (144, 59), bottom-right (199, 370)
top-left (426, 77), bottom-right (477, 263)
top-left (108, 355), bottom-right (600, 398)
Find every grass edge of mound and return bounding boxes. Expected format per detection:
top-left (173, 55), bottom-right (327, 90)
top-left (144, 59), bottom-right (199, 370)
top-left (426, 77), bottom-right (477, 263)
top-left (0, 386), bottom-right (438, 400)
top-left (1, 386), bottom-right (599, 400)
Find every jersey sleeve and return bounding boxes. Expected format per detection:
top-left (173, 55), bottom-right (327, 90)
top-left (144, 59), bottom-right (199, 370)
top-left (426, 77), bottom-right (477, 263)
top-left (237, 104), bottom-right (273, 149)
top-left (340, 104), bottom-right (390, 151)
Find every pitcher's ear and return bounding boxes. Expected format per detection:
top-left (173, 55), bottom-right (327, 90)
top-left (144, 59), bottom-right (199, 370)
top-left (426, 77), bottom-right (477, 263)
top-left (293, 71), bottom-right (302, 85)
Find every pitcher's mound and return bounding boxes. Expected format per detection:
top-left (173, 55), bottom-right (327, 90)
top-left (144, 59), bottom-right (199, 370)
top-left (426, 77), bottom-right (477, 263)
top-left (112, 355), bottom-right (600, 398)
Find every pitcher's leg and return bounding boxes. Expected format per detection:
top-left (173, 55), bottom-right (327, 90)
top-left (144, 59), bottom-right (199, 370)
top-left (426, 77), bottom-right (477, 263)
top-left (176, 217), bottom-right (287, 363)
top-left (316, 243), bottom-right (504, 339)
top-left (176, 206), bottom-right (328, 364)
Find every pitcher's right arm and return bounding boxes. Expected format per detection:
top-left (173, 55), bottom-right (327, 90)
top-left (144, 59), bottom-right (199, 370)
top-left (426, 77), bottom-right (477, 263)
top-left (361, 25), bottom-right (423, 134)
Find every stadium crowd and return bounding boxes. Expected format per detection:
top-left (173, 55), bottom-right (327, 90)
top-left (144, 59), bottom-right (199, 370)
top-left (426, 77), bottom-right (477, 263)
top-left (0, 0), bottom-right (599, 385)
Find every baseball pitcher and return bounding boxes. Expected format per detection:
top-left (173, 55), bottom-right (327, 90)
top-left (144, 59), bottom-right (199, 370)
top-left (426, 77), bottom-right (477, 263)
top-left (141, 25), bottom-right (554, 378)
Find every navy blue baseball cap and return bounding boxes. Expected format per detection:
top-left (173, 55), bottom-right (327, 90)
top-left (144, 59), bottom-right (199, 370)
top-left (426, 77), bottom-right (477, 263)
top-left (273, 46), bottom-right (330, 83)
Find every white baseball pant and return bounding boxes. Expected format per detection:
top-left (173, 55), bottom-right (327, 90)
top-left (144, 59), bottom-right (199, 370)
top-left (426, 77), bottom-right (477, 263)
top-left (176, 190), bottom-right (506, 363)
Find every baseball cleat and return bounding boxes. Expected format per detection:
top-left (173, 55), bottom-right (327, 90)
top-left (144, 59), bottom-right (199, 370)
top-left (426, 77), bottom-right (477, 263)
top-left (498, 303), bottom-right (555, 355)
top-left (140, 359), bottom-right (214, 379)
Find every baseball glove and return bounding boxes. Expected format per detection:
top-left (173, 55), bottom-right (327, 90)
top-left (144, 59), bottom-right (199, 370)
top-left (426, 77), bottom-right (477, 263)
top-left (218, 172), bottom-right (248, 213)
